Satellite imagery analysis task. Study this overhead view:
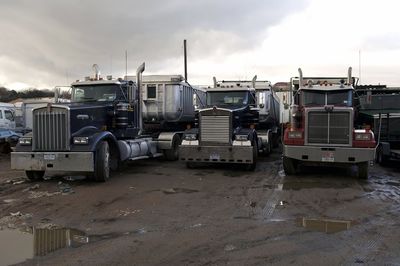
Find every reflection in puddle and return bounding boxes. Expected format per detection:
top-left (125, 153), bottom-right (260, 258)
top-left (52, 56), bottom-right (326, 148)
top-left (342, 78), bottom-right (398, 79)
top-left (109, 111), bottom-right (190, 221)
top-left (298, 217), bottom-right (352, 234)
top-left (0, 227), bottom-right (88, 265)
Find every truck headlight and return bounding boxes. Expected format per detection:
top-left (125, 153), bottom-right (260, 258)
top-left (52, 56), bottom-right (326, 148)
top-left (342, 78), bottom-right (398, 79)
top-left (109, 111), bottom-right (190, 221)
top-left (73, 137), bottom-right (89, 145)
top-left (235, 135), bottom-right (248, 141)
top-left (288, 131), bottom-right (303, 139)
top-left (184, 133), bottom-right (197, 141)
top-left (355, 133), bottom-right (371, 141)
top-left (19, 137), bottom-right (32, 145)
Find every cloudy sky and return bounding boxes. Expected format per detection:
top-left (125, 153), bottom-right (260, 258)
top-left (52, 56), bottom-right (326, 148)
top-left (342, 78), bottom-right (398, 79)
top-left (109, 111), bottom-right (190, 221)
top-left (0, 0), bottom-right (399, 90)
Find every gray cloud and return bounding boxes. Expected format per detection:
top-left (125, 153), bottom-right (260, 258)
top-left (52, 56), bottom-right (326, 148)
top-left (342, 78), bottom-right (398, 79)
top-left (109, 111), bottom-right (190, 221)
top-left (0, 0), bottom-right (307, 89)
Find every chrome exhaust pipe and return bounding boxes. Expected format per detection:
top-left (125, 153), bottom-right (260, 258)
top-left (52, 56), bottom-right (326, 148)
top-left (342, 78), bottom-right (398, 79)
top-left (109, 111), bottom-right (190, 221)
top-left (347, 67), bottom-right (352, 84)
top-left (252, 75), bottom-right (257, 88)
top-left (92, 64), bottom-right (100, 80)
top-left (298, 68), bottom-right (303, 88)
top-left (136, 62), bottom-right (145, 131)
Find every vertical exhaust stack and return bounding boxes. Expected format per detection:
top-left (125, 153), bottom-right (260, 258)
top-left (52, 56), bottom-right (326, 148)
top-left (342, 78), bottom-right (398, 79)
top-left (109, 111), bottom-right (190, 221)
top-left (213, 77), bottom-right (217, 88)
top-left (92, 64), bottom-right (100, 80)
top-left (347, 67), bottom-right (352, 84)
top-left (184, 39), bottom-right (188, 81)
top-left (298, 68), bottom-right (303, 88)
top-left (252, 75), bottom-right (257, 88)
top-left (136, 62), bottom-right (145, 131)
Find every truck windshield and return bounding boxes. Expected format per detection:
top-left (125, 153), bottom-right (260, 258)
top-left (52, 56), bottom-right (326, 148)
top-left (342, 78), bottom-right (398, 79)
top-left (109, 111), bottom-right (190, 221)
top-left (207, 91), bottom-right (249, 106)
top-left (327, 90), bottom-right (352, 106)
top-left (302, 90), bottom-right (352, 106)
top-left (71, 85), bottom-right (118, 102)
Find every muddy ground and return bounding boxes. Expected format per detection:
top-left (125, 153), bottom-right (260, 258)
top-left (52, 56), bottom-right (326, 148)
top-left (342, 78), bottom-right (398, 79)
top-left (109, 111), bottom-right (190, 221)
top-left (0, 150), bottom-right (400, 265)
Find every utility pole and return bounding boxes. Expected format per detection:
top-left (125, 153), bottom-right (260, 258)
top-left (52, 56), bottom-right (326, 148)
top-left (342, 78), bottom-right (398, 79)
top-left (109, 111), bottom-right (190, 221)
top-left (184, 40), bottom-right (188, 81)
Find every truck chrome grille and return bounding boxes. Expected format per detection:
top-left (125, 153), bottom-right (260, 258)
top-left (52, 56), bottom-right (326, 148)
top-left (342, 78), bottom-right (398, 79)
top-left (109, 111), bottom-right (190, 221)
top-left (200, 115), bottom-right (230, 143)
top-left (33, 106), bottom-right (70, 151)
top-left (307, 111), bottom-right (350, 145)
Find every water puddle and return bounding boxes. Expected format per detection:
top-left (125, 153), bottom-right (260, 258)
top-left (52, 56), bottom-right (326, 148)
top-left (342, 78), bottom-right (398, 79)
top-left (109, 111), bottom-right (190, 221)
top-left (0, 225), bottom-right (149, 264)
top-left (297, 217), bottom-right (353, 234)
top-left (0, 227), bottom-right (88, 265)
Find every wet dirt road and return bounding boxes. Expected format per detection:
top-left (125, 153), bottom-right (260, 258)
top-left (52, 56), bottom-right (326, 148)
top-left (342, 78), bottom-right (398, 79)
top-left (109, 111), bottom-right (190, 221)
top-left (0, 151), bottom-right (400, 265)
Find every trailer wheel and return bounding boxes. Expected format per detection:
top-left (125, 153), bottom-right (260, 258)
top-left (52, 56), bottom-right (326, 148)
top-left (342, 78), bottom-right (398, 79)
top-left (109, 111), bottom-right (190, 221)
top-left (283, 156), bottom-right (297, 175)
top-left (26, 171), bottom-right (45, 181)
top-left (164, 134), bottom-right (181, 161)
top-left (358, 161), bottom-right (369, 179)
top-left (93, 141), bottom-right (110, 182)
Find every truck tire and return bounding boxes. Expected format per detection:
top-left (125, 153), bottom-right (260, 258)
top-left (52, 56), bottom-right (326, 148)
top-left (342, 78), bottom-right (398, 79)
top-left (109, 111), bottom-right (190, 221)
top-left (0, 143), bottom-right (11, 154)
top-left (246, 141), bottom-right (258, 171)
top-left (358, 161), bottom-right (369, 179)
top-left (376, 147), bottom-right (388, 166)
top-left (164, 134), bottom-right (181, 161)
top-left (186, 162), bottom-right (196, 169)
top-left (93, 141), bottom-right (110, 182)
top-left (283, 156), bottom-right (297, 175)
top-left (26, 171), bottom-right (45, 181)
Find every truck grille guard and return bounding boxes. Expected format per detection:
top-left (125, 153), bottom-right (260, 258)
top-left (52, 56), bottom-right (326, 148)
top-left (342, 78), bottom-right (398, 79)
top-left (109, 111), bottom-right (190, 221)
top-left (305, 107), bottom-right (352, 146)
top-left (32, 105), bottom-right (70, 151)
top-left (199, 108), bottom-right (232, 145)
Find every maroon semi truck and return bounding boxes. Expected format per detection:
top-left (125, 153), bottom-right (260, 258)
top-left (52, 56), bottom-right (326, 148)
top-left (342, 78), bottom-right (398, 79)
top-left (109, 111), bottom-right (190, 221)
top-left (282, 67), bottom-right (376, 178)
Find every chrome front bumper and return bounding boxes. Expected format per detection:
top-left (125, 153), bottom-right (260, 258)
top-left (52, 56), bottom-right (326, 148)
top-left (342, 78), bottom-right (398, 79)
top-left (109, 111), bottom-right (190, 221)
top-left (179, 142), bottom-right (254, 164)
top-left (283, 145), bottom-right (375, 163)
top-left (11, 152), bottom-right (94, 172)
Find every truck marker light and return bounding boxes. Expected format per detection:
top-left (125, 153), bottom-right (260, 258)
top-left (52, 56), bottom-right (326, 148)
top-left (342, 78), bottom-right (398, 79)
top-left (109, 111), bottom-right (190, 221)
top-left (184, 134), bottom-right (197, 141)
top-left (19, 137), bottom-right (32, 145)
top-left (288, 131), bottom-right (303, 139)
top-left (354, 133), bottom-right (371, 141)
top-left (73, 137), bottom-right (89, 145)
top-left (235, 135), bottom-right (248, 141)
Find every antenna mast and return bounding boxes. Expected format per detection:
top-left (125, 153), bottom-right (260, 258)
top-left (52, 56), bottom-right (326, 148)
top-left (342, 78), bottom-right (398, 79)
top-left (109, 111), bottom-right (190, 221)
top-left (125, 50), bottom-right (128, 78)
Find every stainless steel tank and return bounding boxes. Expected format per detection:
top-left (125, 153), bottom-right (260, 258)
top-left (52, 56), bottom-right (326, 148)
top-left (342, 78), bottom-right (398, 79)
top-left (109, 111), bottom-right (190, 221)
top-left (125, 75), bottom-right (206, 130)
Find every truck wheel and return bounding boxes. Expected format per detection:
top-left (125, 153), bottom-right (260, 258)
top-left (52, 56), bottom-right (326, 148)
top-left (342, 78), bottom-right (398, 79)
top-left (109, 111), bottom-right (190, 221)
top-left (186, 162), bottom-right (196, 169)
top-left (0, 143), bottom-right (11, 154)
top-left (358, 162), bottom-right (369, 179)
top-left (246, 142), bottom-right (258, 171)
top-left (376, 147), bottom-right (388, 166)
top-left (26, 171), bottom-right (45, 181)
top-left (164, 135), bottom-right (181, 161)
top-left (94, 141), bottom-right (110, 182)
top-left (283, 156), bottom-right (297, 175)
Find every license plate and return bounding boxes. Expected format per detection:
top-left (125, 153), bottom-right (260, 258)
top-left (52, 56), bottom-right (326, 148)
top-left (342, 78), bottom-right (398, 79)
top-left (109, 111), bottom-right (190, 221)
top-left (44, 154), bottom-right (56, 160)
top-left (210, 153), bottom-right (220, 160)
top-left (322, 152), bottom-right (334, 162)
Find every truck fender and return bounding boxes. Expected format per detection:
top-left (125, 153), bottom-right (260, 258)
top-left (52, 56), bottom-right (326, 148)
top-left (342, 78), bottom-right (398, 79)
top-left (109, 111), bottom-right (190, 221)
top-left (90, 131), bottom-right (120, 171)
top-left (157, 132), bottom-right (182, 150)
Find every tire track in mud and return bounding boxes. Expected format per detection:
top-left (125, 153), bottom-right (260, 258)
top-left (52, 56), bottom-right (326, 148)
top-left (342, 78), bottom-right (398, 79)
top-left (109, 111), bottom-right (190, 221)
top-left (246, 159), bottom-right (286, 221)
top-left (260, 162), bottom-right (286, 221)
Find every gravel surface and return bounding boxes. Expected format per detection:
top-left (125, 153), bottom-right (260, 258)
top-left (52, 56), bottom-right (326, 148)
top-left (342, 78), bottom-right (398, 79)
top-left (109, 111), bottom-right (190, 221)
top-left (0, 150), bottom-right (399, 265)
